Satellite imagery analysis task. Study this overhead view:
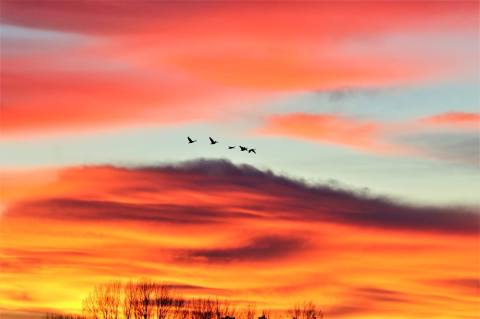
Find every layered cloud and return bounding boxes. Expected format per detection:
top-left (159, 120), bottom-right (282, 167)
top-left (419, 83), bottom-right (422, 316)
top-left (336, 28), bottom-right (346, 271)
top-left (1, 1), bottom-right (479, 317)
top-left (1, 1), bottom-right (478, 136)
top-left (256, 113), bottom-right (403, 154)
top-left (1, 160), bottom-right (478, 318)
top-left (4, 160), bottom-right (477, 233)
top-left (256, 111), bottom-right (479, 163)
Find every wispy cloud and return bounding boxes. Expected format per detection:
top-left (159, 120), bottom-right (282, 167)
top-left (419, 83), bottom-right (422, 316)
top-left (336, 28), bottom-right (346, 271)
top-left (255, 111), bottom-right (479, 164)
top-left (1, 160), bottom-right (478, 317)
top-left (179, 235), bottom-right (307, 263)
top-left (1, 1), bottom-right (477, 136)
top-left (255, 113), bottom-right (404, 154)
top-left (418, 112), bottom-right (480, 129)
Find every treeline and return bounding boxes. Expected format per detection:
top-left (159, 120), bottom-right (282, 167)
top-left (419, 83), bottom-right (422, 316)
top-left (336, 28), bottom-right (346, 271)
top-left (45, 279), bottom-right (323, 319)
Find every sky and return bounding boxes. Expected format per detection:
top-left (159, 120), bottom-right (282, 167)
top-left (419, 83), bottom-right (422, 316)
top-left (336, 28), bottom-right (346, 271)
top-left (0, 1), bottom-right (479, 318)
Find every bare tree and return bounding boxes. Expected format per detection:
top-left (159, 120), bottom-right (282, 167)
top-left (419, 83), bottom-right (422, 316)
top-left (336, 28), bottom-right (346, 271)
top-left (240, 304), bottom-right (256, 319)
top-left (82, 289), bottom-right (99, 319)
top-left (123, 281), bottom-right (137, 319)
top-left (153, 284), bottom-right (173, 319)
top-left (190, 298), bottom-right (215, 319)
top-left (287, 302), bottom-right (323, 319)
top-left (134, 280), bottom-right (156, 319)
top-left (171, 295), bottom-right (188, 319)
top-left (213, 299), bottom-right (236, 319)
top-left (82, 281), bottom-right (121, 319)
top-left (258, 309), bottom-right (271, 319)
top-left (78, 278), bottom-right (322, 319)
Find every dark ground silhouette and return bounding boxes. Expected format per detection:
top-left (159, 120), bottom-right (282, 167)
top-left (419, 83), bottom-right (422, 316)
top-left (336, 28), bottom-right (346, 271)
top-left (45, 279), bottom-right (323, 319)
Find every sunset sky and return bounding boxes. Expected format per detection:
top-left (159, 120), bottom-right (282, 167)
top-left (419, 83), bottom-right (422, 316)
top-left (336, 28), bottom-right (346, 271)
top-left (0, 1), bottom-right (479, 318)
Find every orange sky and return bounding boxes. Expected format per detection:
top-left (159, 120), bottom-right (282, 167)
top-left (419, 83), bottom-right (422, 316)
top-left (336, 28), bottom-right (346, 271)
top-left (1, 162), bottom-right (478, 318)
top-left (1, 1), bottom-right (479, 318)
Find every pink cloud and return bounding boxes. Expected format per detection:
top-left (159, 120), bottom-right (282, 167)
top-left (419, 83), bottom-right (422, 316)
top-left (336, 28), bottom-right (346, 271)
top-left (418, 112), bottom-right (480, 129)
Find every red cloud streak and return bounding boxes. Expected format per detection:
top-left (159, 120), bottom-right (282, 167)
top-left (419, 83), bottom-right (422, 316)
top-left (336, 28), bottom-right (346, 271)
top-left (0, 160), bottom-right (478, 318)
top-left (256, 111), bottom-right (479, 160)
top-left (419, 112), bottom-right (480, 129)
top-left (1, 1), bottom-right (477, 135)
top-left (256, 113), bottom-right (406, 154)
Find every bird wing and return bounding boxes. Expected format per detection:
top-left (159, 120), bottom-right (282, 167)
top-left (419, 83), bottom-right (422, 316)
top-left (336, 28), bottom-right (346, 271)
top-left (209, 137), bottom-right (214, 143)
top-left (188, 137), bottom-right (193, 142)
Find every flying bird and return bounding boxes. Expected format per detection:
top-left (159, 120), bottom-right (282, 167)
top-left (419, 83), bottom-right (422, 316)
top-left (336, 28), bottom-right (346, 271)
top-left (248, 148), bottom-right (256, 154)
top-left (209, 137), bottom-right (219, 145)
top-left (228, 146), bottom-right (236, 149)
top-left (187, 136), bottom-right (197, 144)
top-left (239, 146), bottom-right (248, 151)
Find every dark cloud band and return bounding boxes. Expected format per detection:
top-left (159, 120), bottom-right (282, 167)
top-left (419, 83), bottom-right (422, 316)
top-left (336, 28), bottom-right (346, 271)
top-left (6, 159), bottom-right (479, 234)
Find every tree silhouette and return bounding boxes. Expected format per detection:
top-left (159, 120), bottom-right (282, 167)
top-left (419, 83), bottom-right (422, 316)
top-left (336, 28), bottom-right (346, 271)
top-left (82, 281), bottom-right (121, 319)
top-left (48, 279), bottom-right (323, 319)
top-left (287, 302), bottom-right (323, 319)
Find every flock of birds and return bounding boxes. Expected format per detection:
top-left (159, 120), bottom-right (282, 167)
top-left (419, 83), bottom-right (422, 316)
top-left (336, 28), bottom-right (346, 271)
top-left (187, 136), bottom-right (256, 154)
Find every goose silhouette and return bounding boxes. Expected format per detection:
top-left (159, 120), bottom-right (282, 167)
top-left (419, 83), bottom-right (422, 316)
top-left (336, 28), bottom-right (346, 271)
top-left (239, 146), bottom-right (248, 151)
top-left (209, 137), bottom-right (219, 145)
top-left (187, 136), bottom-right (197, 144)
top-left (248, 148), bottom-right (256, 154)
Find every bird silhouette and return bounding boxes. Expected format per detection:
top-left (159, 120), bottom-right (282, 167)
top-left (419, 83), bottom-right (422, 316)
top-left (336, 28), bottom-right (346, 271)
top-left (228, 146), bottom-right (236, 149)
top-left (248, 148), bottom-right (256, 154)
top-left (187, 136), bottom-right (197, 144)
top-left (209, 137), bottom-right (219, 145)
top-left (239, 146), bottom-right (248, 151)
